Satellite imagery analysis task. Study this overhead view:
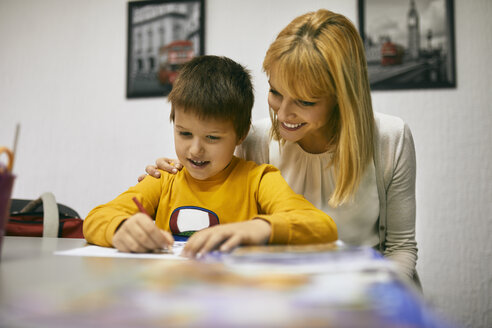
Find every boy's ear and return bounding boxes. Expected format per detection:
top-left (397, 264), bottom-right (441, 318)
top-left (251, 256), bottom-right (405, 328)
top-left (236, 126), bottom-right (250, 145)
top-left (236, 136), bottom-right (246, 146)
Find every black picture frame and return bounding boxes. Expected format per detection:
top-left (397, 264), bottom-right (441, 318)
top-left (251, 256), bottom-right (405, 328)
top-left (126, 0), bottom-right (205, 98)
top-left (358, 0), bottom-right (456, 90)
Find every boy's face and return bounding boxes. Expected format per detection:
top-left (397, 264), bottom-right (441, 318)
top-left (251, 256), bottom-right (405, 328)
top-left (173, 107), bottom-right (242, 180)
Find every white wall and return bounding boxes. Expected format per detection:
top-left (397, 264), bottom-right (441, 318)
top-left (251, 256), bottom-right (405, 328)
top-left (1, 1), bottom-right (490, 327)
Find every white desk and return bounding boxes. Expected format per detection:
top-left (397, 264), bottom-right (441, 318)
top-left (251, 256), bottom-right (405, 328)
top-left (0, 237), bottom-right (451, 328)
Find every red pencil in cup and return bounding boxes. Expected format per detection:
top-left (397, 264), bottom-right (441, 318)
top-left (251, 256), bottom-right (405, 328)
top-left (132, 197), bottom-right (150, 216)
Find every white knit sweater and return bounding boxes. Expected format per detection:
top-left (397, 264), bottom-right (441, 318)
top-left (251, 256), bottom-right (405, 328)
top-left (236, 112), bottom-right (418, 283)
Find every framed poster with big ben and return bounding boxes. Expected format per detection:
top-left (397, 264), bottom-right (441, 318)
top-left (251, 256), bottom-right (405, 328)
top-left (358, 0), bottom-right (456, 90)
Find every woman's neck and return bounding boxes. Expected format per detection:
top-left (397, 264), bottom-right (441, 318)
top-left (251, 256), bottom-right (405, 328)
top-left (297, 136), bottom-right (335, 154)
top-left (297, 113), bottom-right (339, 154)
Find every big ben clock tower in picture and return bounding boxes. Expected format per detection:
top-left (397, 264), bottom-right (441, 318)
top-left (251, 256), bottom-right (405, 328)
top-left (407, 0), bottom-right (420, 60)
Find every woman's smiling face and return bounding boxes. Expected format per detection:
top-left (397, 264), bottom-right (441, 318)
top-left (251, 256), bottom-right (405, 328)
top-left (267, 71), bottom-right (337, 153)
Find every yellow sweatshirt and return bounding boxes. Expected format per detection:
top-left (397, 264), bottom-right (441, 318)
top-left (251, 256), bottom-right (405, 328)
top-left (83, 157), bottom-right (337, 247)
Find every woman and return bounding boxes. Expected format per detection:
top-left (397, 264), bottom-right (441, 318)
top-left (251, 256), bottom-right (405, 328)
top-left (143, 9), bottom-right (419, 286)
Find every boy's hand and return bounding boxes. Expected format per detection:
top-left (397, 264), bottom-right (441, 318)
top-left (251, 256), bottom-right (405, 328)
top-left (137, 158), bottom-right (183, 182)
top-left (112, 213), bottom-right (174, 253)
top-left (182, 219), bottom-right (271, 258)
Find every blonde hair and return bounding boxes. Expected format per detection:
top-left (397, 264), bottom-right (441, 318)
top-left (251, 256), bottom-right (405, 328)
top-left (263, 9), bottom-right (375, 207)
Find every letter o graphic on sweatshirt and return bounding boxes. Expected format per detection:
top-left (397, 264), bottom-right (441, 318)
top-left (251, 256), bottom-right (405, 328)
top-left (169, 206), bottom-right (219, 234)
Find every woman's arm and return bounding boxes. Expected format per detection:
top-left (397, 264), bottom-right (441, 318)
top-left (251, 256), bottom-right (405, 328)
top-left (383, 122), bottom-right (418, 282)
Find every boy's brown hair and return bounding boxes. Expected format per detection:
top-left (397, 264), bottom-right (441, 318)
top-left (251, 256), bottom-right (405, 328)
top-left (168, 55), bottom-right (254, 140)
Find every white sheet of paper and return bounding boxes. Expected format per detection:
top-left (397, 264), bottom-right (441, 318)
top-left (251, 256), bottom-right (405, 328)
top-left (54, 241), bottom-right (186, 260)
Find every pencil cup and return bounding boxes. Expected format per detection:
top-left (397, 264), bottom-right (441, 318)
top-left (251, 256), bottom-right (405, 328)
top-left (0, 168), bottom-right (15, 259)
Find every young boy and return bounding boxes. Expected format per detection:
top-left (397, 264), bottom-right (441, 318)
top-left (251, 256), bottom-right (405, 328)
top-left (83, 55), bottom-right (337, 258)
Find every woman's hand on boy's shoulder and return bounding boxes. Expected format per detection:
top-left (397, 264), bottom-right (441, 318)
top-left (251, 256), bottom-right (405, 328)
top-left (137, 158), bottom-right (183, 182)
top-left (112, 213), bottom-right (174, 253)
top-left (181, 219), bottom-right (271, 258)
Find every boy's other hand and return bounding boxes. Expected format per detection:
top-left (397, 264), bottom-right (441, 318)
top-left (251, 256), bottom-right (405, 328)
top-left (112, 213), bottom-right (174, 253)
top-left (181, 219), bottom-right (271, 258)
top-left (137, 158), bottom-right (183, 182)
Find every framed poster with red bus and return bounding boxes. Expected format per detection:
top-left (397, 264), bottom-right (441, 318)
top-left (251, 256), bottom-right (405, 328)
top-left (127, 0), bottom-right (205, 98)
top-left (358, 0), bottom-right (456, 90)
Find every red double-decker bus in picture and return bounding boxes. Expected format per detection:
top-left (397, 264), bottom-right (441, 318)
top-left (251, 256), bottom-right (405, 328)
top-left (381, 41), bottom-right (404, 66)
top-left (158, 40), bottom-right (194, 85)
